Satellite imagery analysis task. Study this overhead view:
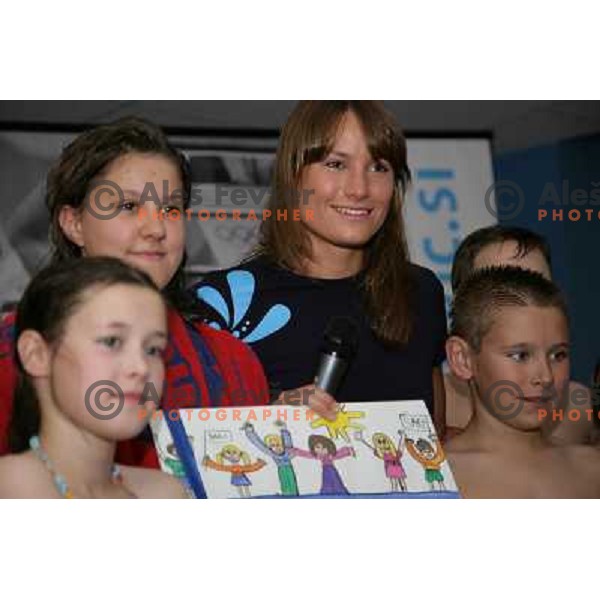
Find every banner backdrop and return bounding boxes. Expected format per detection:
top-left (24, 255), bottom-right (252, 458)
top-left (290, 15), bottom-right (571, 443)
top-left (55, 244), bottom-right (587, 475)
top-left (405, 139), bottom-right (496, 309)
top-left (0, 131), bottom-right (495, 311)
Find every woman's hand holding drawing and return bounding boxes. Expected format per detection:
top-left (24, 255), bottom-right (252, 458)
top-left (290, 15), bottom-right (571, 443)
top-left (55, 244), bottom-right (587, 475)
top-left (276, 384), bottom-right (339, 421)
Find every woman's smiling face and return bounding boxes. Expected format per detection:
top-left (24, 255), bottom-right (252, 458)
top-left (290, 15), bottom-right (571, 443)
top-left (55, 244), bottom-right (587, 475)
top-left (297, 111), bottom-right (395, 260)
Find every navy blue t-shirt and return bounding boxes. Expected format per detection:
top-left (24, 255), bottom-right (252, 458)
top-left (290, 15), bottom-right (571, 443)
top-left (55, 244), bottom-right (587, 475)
top-left (191, 257), bottom-right (447, 414)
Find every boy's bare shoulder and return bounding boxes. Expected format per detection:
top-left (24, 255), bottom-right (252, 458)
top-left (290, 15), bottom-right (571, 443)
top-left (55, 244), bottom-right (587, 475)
top-left (444, 431), bottom-right (479, 455)
top-left (545, 444), bottom-right (600, 497)
top-left (562, 444), bottom-right (600, 473)
top-left (445, 431), bottom-right (600, 498)
top-left (0, 453), bottom-right (55, 498)
top-left (121, 466), bottom-right (189, 499)
top-left (444, 437), bottom-right (496, 498)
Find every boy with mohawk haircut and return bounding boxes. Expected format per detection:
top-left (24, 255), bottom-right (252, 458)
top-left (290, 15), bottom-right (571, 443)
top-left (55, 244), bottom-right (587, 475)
top-left (445, 266), bottom-right (600, 498)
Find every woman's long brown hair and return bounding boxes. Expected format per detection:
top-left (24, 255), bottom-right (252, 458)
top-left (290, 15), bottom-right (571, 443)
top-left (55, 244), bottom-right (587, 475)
top-left (255, 101), bottom-right (414, 346)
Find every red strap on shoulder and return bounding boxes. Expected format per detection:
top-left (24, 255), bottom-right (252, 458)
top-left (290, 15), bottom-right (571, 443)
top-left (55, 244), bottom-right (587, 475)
top-left (0, 312), bottom-right (17, 455)
top-left (197, 323), bottom-right (270, 407)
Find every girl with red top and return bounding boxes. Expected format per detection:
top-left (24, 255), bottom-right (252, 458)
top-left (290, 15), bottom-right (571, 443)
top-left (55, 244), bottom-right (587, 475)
top-left (0, 117), bottom-right (269, 469)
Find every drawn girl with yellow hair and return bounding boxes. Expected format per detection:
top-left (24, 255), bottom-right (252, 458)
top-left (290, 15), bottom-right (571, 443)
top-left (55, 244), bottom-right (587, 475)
top-left (242, 421), bottom-right (299, 496)
top-left (357, 430), bottom-right (408, 492)
top-left (203, 444), bottom-right (266, 498)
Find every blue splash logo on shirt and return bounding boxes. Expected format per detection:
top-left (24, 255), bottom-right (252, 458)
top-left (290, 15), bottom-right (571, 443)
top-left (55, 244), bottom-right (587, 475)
top-left (196, 270), bottom-right (291, 344)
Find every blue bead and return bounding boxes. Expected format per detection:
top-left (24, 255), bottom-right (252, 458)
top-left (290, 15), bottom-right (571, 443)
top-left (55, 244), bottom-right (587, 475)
top-left (54, 475), bottom-right (68, 495)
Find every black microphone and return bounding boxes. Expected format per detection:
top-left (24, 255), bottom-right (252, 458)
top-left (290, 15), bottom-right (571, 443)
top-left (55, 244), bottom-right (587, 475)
top-left (314, 316), bottom-right (359, 396)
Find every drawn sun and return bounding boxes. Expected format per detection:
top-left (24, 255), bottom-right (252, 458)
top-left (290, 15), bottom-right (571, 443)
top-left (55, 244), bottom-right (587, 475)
top-left (311, 405), bottom-right (366, 441)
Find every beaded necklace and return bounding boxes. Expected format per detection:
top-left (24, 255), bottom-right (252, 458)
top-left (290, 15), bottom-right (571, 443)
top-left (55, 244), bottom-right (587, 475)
top-left (29, 436), bottom-right (123, 499)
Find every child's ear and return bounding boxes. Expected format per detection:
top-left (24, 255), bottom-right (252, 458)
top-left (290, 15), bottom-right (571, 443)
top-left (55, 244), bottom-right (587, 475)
top-left (17, 330), bottom-right (51, 378)
top-left (58, 205), bottom-right (84, 249)
top-left (446, 335), bottom-right (475, 381)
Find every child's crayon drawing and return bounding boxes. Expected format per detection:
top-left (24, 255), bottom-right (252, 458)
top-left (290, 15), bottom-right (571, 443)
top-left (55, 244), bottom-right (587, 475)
top-left (289, 435), bottom-right (355, 495)
top-left (355, 430), bottom-right (408, 492)
top-left (399, 412), bottom-right (447, 491)
top-left (202, 444), bottom-right (266, 498)
top-left (158, 440), bottom-right (189, 480)
top-left (242, 420), bottom-right (299, 496)
top-left (151, 400), bottom-right (460, 498)
top-left (310, 404), bottom-right (366, 441)
top-left (405, 436), bottom-right (446, 492)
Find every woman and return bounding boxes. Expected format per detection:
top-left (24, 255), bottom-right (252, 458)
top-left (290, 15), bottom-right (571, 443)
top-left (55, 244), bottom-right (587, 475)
top-left (195, 101), bottom-right (447, 433)
top-left (0, 117), bottom-right (269, 468)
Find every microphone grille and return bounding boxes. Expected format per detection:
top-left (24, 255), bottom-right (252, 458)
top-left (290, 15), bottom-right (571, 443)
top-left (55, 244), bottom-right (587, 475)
top-left (323, 316), bottom-right (359, 356)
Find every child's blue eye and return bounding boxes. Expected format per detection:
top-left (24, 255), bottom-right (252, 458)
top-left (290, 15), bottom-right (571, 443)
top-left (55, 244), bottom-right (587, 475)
top-left (98, 336), bottom-right (121, 349)
top-left (508, 351), bottom-right (529, 362)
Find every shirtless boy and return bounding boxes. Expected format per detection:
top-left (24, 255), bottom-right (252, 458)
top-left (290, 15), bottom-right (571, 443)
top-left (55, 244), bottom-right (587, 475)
top-left (445, 265), bottom-right (600, 498)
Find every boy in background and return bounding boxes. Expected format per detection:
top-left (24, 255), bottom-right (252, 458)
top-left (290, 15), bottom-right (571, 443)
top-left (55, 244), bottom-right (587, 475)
top-left (445, 266), bottom-right (600, 498)
top-left (446, 225), bottom-right (592, 445)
